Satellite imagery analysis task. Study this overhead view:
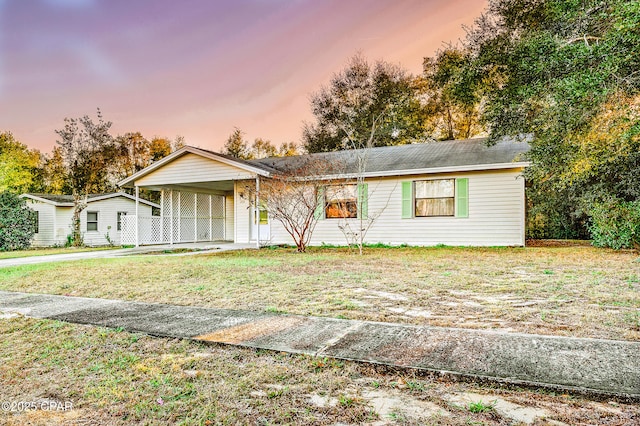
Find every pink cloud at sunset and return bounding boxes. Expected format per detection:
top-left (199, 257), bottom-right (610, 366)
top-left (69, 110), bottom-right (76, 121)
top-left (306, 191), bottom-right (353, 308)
top-left (0, 0), bottom-right (488, 153)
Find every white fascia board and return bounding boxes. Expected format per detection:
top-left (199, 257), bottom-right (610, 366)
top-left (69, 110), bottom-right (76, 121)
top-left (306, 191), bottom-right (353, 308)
top-left (118, 146), bottom-right (271, 187)
top-left (86, 193), bottom-right (161, 209)
top-left (359, 161), bottom-right (531, 178)
top-left (19, 194), bottom-right (68, 206)
top-left (293, 161), bottom-right (531, 181)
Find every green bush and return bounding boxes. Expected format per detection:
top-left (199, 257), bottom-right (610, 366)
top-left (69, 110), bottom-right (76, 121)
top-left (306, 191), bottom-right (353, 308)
top-left (589, 200), bottom-right (640, 249)
top-left (0, 192), bottom-right (37, 251)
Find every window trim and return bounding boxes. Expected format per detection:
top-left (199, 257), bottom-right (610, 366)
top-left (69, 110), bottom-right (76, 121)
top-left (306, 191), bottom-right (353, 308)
top-left (414, 178), bottom-right (455, 218)
top-left (87, 211), bottom-right (99, 232)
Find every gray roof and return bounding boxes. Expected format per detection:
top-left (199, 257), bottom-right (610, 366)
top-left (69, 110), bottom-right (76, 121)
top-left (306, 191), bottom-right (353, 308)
top-left (251, 137), bottom-right (530, 176)
top-left (23, 192), bottom-right (160, 208)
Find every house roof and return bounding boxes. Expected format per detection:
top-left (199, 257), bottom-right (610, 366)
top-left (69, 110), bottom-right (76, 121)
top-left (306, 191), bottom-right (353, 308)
top-left (119, 136), bottom-right (530, 187)
top-left (22, 192), bottom-right (160, 208)
top-left (252, 136), bottom-right (530, 178)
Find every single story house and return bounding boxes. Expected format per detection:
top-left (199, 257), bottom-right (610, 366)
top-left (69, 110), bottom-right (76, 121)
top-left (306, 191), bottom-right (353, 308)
top-left (118, 137), bottom-right (530, 247)
top-left (21, 192), bottom-right (159, 247)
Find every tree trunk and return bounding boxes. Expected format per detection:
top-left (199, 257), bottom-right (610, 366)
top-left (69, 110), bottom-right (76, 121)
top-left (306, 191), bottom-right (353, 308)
top-left (72, 194), bottom-right (87, 247)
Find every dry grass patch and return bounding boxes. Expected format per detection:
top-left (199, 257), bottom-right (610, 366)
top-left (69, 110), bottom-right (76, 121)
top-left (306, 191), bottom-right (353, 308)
top-left (0, 246), bottom-right (638, 340)
top-left (0, 246), bottom-right (116, 260)
top-left (1, 317), bottom-right (639, 425)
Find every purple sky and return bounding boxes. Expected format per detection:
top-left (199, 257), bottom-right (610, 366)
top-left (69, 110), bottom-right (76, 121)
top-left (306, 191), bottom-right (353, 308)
top-left (0, 0), bottom-right (487, 153)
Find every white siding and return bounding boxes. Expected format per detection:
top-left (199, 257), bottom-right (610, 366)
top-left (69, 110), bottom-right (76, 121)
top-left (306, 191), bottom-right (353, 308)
top-left (25, 200), bottom-right (56, 247)
top-left (225, 193), bottom-right (234, 241)
top-left (267, 169), bottom-right (526, 247)
top-left (55, 207), bottom-right (73, 245)
top-left (234, 181), bottom-right (251, 243)
top-left (81, 197), bottom-right (153, 246)
top-left (137, 153), bottom-right (255, 186)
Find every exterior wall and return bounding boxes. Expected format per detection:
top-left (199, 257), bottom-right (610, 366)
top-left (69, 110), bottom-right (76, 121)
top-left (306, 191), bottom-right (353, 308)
top-left (234, 181), bottom-right (252, 243)
top-left (136, 153), bottom-right (255, 186)
top-left (267, 169), bottom-right (526, 247)
top-left (55, 207), bottom-right (73, 245)
top-left (81, 198), bottom-right (153, 246)
top-left (225, 193), bottom-right (234, 242)
top-left (25, 200), bottom-right (57, 247)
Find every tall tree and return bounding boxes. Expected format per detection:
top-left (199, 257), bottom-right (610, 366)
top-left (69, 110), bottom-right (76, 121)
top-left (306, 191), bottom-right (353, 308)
top-left (251, 138), bottom-right (278, 159)
top-left (41, 147), bottom-right (68, 194)
top-left (419, 46), bottom-right (485, 140)
top-left (303, 54), bottom-right (424, 153)
top-left (466, 0), bottom-right (640, 238)
top-left (0, 132), bottom-right (42, 194)
top-left (55, 108), bottom-right (114, 245)
top-left (222, 127), bottom-right (252, 159)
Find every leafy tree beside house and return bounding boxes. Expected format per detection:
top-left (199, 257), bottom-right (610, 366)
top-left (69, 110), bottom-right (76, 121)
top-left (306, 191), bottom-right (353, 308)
top-left (0, 131), bottom-right (43, 194)
top-left (0, 192), bottom-right (37, 251)
top-left (55, 109), bottom-right (114, 246)
top-left (463, 0), bottom-right (640, 243)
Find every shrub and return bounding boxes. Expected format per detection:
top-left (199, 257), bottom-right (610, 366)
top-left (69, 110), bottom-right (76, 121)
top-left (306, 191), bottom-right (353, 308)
top-left (589, 200), bottom-right (640, 249)
top-left (0, 192), bottom-right (37, 251)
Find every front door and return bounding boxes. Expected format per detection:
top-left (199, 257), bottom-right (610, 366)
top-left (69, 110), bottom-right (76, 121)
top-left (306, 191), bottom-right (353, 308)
top-left (250, 206), bottom-right (270, 243)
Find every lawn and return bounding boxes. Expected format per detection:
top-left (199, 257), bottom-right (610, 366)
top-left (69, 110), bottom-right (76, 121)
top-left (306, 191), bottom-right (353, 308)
top-left (0, 246), bottom-right (117, 260)
top-left (0, 246), bottom-right (638, 341)
top-left (1, 317), bottom-right (638, 425)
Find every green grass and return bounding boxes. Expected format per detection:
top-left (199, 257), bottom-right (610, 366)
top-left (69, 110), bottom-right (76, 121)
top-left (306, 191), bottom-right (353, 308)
top-left (0, 246), bottom-right (639, 340)
top-left (0, 246), bottom-right (117, 260)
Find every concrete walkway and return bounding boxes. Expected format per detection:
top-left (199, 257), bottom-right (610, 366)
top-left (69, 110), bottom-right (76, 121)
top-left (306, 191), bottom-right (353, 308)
top-left (1, 290), bottom-right (638, 399)
top-left (0, 242), bottom-right (255, 268)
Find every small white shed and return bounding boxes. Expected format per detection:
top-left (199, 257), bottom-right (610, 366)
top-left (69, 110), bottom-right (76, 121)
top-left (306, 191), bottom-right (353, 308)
top-left (21, 193), bottom-right (159, 247)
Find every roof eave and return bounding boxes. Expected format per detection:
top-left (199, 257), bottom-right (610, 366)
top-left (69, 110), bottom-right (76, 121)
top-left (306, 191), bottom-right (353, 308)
top-left (303, 161), bottom-right (530, 181)
top-left (118, 146), bottom-right (272, 188)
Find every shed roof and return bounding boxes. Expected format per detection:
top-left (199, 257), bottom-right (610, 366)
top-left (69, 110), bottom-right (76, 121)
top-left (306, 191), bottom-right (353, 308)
top-left (22, 192), bottom-right (160, 208)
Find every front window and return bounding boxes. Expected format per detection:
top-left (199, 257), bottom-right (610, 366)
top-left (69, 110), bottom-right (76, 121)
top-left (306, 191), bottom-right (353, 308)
top-left (87, 211), bottom-right (99, 231)
top-left (415, 179), bottom-right (455, 217)
top-left (325, 184), bottom-right (357, 219)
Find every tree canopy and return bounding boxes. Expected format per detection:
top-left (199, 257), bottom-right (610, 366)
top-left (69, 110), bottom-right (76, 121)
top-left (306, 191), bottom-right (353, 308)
top-left (0, 132), bottom-right (42, 194)
top-left (464, 0), bottom-right (640, 238)
top-left (302, 55), bottom-right (425, 153)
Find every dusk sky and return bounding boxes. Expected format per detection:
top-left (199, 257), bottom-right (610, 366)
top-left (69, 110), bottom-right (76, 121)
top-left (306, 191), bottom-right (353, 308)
top-left (1, 0), bottom-right (488, 153)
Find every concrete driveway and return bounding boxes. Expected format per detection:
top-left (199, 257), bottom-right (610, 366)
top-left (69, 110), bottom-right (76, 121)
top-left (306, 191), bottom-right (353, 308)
top-left (0, 242), bottom-right (255, 268)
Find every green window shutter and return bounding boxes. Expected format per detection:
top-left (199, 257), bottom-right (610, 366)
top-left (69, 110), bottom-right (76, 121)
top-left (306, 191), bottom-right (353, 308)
top-left (401, 181), bottom-right (413, 219)
top-left (455, 178), bottom-right (469, 218)
top-left (357, 183), bottom-right (368, 219)
top-left (314, 187), bottom-right (325, 220)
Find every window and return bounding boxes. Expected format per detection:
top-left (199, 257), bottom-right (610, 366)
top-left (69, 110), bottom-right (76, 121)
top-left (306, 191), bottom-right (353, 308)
top-left (402, 178), bottom-right (468, 219)
top-left (33, 211), bottom-right (39, 234)
top-left (325, 185), bottom-right (357, 219)
top-left (87, 211), bottom-right (98, 231)
top-left (117, 212), bottom-right (127, 231)
top-left (254, 208), bottom-right (268, 225)
top-left (415, 179), bottom-right (455, 217)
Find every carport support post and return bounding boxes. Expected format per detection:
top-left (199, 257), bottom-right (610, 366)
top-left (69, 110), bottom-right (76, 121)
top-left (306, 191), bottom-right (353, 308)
top-left (160, 189), bottom-right (164, 244)
top-left (255, 176), bottom-right (260, 249)
top-left (135, 186), bottom-right (140, 247)
top-left (169, 189), bottom-right (174, 246)
top-left (209, 195), bottom-right (212, 242)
